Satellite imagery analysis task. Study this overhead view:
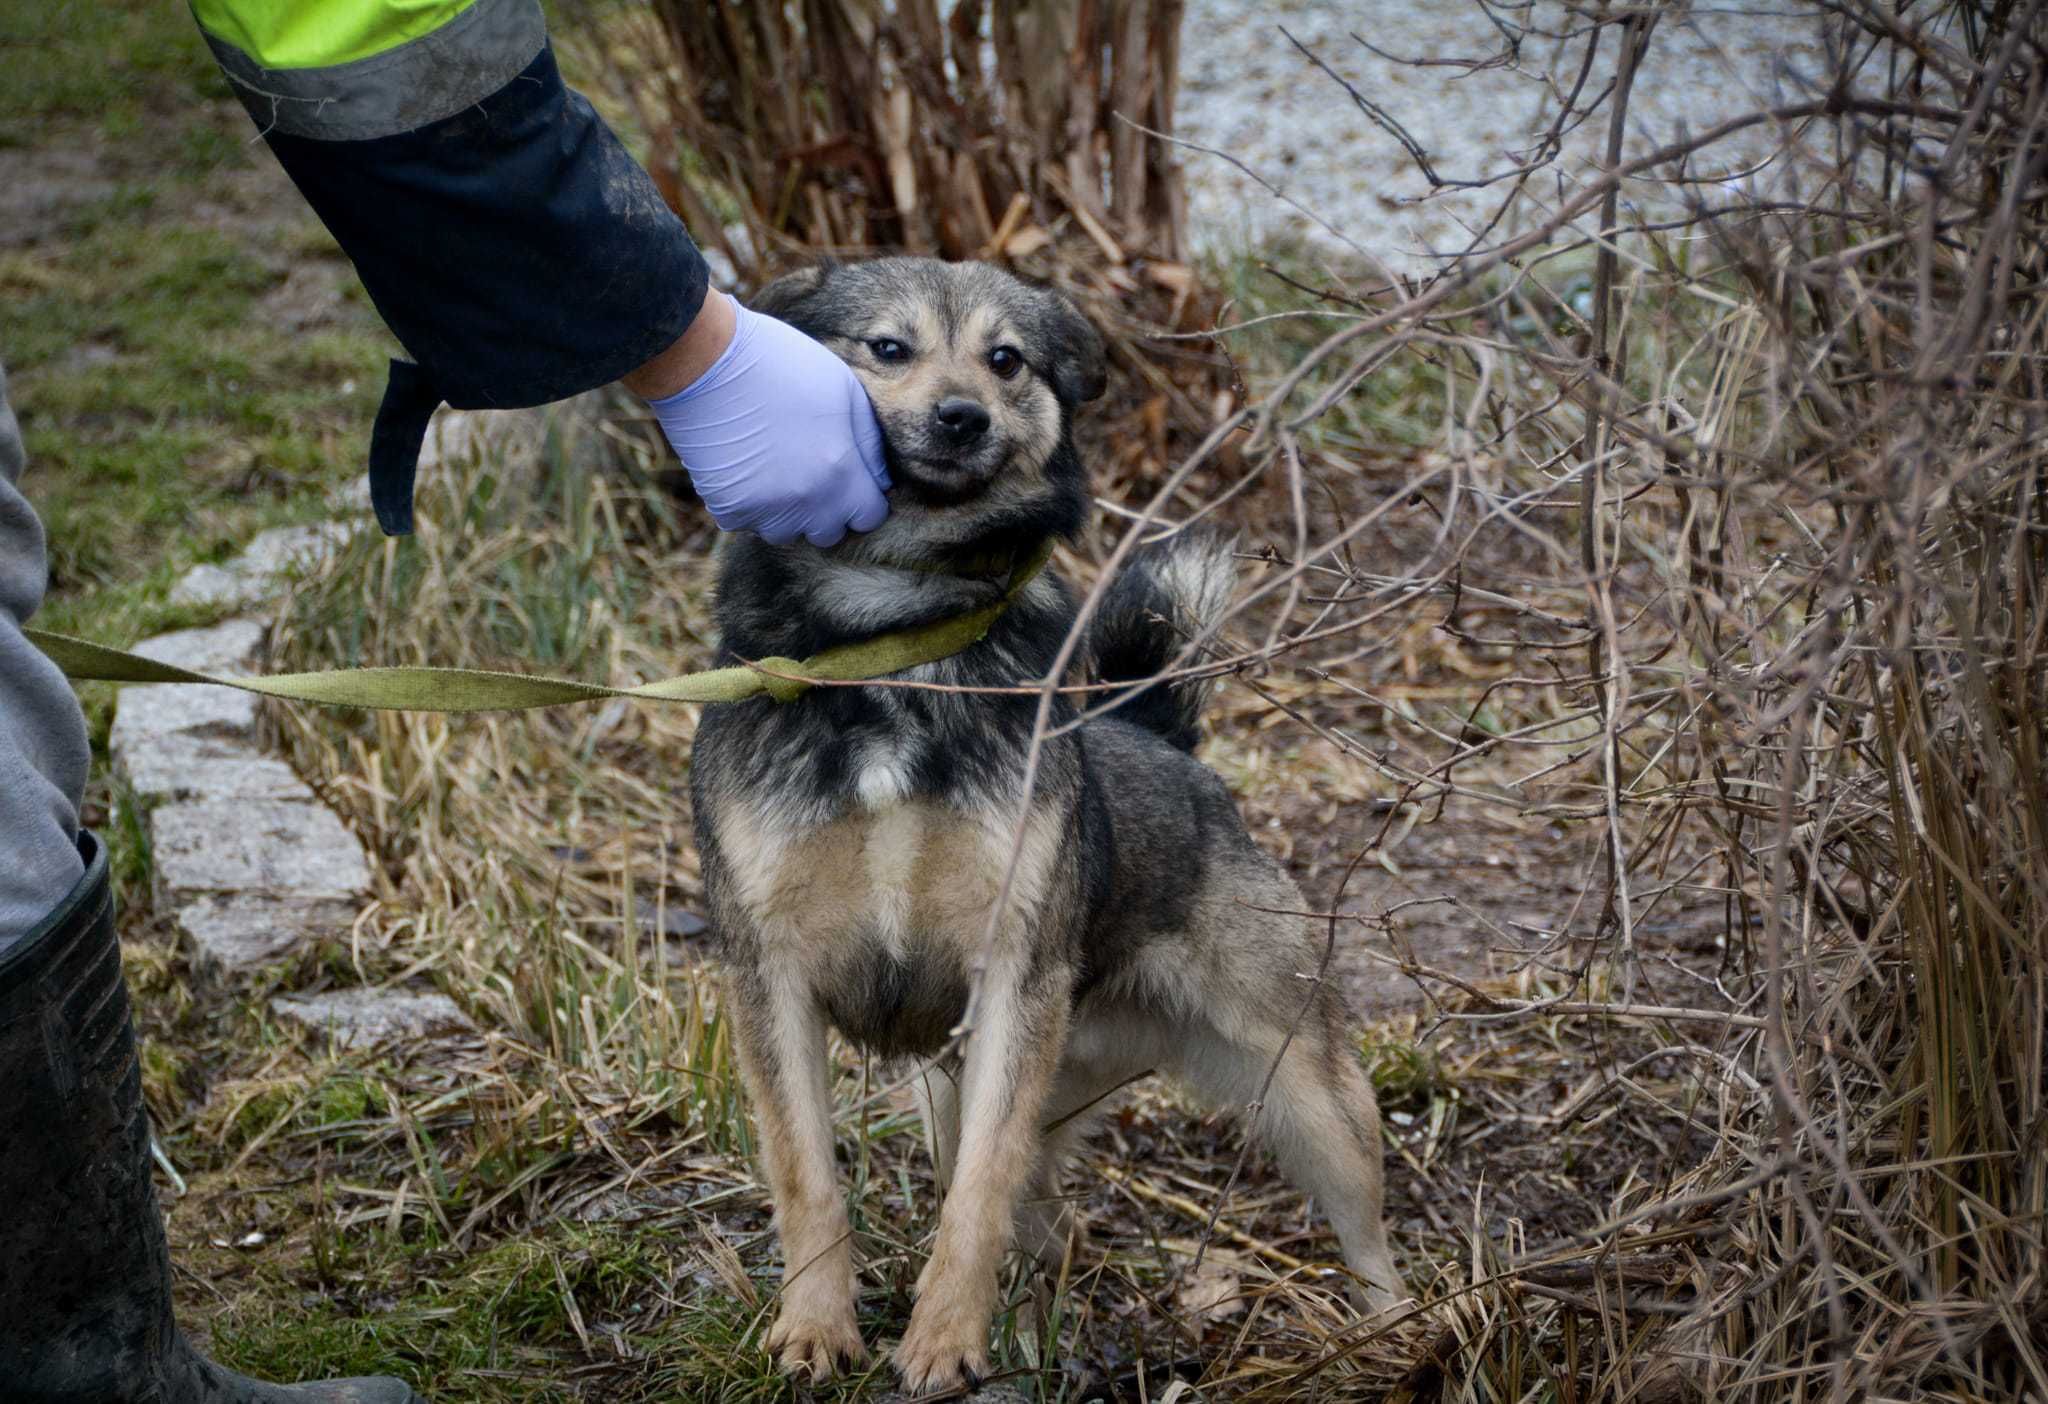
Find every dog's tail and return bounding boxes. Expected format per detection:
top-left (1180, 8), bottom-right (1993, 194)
top-left (1082, 531), bottom-right (1238, 752)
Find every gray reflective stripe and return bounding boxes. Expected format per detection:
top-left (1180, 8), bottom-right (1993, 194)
top-left (203, 0), bottom-right (547, 142)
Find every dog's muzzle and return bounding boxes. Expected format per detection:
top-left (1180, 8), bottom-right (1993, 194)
top-left (884, 405), bottom-right (1009, 504)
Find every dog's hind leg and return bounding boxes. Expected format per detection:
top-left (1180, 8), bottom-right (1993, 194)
top-left (726, 963), bottom-right (866, 1378)
top-left (894, 956), bottom-right (1072, 1393)
top-left (911, 1054), bottom-right (963, 1196)
top-left (1165, 985), bottom-right (1405, 1312)
top-left (1016, 1095), bottom-right (1092, 1275)
top-left (1016, 1010), bottom-right (1163, 1273)
top-left (917, 1031), bottom-right (1130, 1279)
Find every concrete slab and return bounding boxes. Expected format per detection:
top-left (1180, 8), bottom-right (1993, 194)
top-left (272, 988), bottom-right (473, 1050)
top-left (173, 891), bottom-right (362, 969)
top-left (118, 738), bottom-right (308, 804)
top-left (152, 798), bottom-right (372, 907)
top-left (168, 522), bottom-right (355, 608)
top-left (111, 682), bottom-right (260, 751)
top-left (128, 617), bottom-right (265, 673)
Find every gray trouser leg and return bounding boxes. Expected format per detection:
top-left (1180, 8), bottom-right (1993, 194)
top-left (0, 359), bottom-right (91, 946)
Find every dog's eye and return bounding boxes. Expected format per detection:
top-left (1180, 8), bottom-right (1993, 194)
top-left (989, 346), bottom-right (1024, 379)
top-left (868, 338), bottom-right (910, 363)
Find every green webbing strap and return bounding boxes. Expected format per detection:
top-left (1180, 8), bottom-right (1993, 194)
top-left (25, 539), bottom-right (1054, 715)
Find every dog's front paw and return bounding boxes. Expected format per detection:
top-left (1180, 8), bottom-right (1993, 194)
top-left (765, 1307), bottom-right (866, 1380)
top-left (893, 1296), bottom-right (991, 1395)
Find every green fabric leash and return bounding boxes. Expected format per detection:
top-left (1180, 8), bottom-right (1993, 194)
top-left (25, 538), bottom-right (1055, 714)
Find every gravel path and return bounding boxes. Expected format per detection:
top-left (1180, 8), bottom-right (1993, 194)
top-left (1175, 1), bottom-right (1840, 271)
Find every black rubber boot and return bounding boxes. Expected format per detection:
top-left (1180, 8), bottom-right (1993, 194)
top-left (0, 832), bottom-right (425, 1403)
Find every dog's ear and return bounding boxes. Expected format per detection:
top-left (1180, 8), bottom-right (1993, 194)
top-left (1037, 288), bottom-right (1108, 405)
top-left (747, 262), bottom-right (837, 333)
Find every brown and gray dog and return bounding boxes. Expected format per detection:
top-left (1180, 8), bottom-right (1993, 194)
top-left (689, 258), bottom-right (1403, 1392)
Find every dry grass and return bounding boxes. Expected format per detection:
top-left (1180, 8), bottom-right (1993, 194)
top-left (145, 400), bottom-right (1713, 1400)
top-left (126, 3), bottom-right (2048, 1400)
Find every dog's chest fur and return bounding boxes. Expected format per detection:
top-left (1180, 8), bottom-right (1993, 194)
top-left (692, 566), bottom-right (1082, 1057)
top-left (706, 780), bottom-right (1068, 1056)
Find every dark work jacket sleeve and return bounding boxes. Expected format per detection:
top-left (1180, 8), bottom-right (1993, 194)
top-left (204, 8), bottom-right (708, 534)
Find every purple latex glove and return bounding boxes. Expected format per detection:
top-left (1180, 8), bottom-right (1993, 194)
top-left (644, 303), bottom-right (891, 547)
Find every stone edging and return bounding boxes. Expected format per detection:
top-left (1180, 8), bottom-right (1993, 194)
top-left (106, 408), bottom-right (525, 1045)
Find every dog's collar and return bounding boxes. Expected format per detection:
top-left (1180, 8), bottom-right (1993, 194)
top-left (736, 535), bottom-right (1053, 700)
top-left (875, 538), bottom-right (1051, 585)
top-left (955, 536), bottom-right (1055, 593)
top-left (919, 544), bottom-right (1035, 582)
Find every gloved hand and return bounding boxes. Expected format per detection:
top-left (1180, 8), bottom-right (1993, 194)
top-left (644, 302), bottom-right (891, 547)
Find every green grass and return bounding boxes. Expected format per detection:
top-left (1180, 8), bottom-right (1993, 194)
top-left (2, 3), bottom-right (395, 745)
top-left (1200, 236), bottom-right (1452, 454)
top-left (1361, 1031), bottom-right (1451, 1119)
top-left (213, 1224), bottom-right (678, 1400)
top-left (0, 2), bottom-right (225, 146)
top-left (212, 1219), bottom-right (918, 1403)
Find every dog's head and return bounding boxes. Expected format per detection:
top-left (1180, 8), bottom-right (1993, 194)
top-left (751, 258), bottom-right (1106, 520)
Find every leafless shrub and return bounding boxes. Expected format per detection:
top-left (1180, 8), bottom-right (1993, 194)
top-left (1040, 2), bottom-right (2047, 1397)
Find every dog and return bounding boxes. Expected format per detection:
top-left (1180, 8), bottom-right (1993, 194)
top-left (689, 257), bottom-right (1403, 1392)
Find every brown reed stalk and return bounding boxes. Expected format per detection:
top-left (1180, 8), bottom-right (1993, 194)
top-left (601, 0), bottom-right (1189, 280)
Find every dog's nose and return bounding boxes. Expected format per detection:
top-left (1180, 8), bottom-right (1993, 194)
top-left (932, 397), bottom-right (991, 442)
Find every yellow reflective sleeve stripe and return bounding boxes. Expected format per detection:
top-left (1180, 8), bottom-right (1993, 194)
top-left (188, 0), bottom-right (478, 70)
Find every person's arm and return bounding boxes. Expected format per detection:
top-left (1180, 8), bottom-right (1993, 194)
top-left (189, 0), bottom-right (887, 546)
